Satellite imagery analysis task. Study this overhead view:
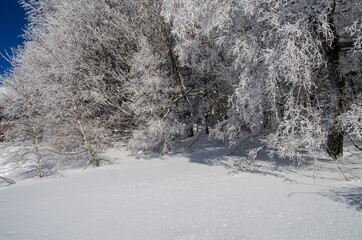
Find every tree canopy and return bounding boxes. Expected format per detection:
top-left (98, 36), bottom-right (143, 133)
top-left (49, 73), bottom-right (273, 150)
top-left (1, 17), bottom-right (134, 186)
top-left (0, 0), bottom-right (360, 175)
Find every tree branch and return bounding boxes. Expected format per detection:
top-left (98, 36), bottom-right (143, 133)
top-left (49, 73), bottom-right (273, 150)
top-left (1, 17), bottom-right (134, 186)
top-left (0, 176), bottom-right (16, 184)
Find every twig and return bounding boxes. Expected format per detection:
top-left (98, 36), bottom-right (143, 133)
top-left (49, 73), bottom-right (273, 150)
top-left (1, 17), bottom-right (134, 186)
top-left (335, 160), bottom-right (349, 181)
top-left (0, 176), bottom-right (16, 184)
top-left (173, 85), bottom-right (195, 103)
top-left (99, 158), bottom-right (113, 164)
top-left (251, 146), bottom-right (267, 161)
top-left (186, 131), bottom-right (203, 148)
top-left (50, 149), bottom-right (88, 155)
top-left (347, 135), bottom-right (362, 151)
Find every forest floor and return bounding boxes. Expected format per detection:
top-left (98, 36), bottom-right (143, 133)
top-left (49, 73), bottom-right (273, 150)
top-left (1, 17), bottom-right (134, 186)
top-left (0, 136), bottom-right (361, 240)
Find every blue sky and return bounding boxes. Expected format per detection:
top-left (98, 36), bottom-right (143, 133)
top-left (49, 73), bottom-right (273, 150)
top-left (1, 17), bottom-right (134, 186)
top-left (0, 0), bottom-right (28, 76)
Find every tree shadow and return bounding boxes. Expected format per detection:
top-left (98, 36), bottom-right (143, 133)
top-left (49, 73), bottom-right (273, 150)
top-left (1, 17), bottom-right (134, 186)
top-left (127, 134), bottom-right (233, 165)
top-left (170, 134), bottom-right (362, 182)
top-left (321, 186), bottom-right (362, 212)
top-left (288, 186), bottom-right (362, 212)
top-left (173, 136), bottom-right (235, 168)
top-left (173, 135), bottom-right (293, 172)
top-left (0, 143), bottom-right (94, 184)
top-left (128, 151), bottom-right (167, 161)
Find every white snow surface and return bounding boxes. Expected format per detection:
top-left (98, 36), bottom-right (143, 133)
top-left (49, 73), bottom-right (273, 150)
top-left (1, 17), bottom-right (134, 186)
top-left (0, 137), bottom-right (361, 240)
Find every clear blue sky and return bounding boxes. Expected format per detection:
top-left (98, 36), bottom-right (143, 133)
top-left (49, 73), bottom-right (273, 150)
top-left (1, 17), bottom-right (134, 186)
top-left (0, 0), bottom-right (28, 76)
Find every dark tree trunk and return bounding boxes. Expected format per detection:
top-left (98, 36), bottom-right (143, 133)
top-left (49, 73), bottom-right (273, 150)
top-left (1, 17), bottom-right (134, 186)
top-left (327, 130), bottom-right (344, 159)
top-left (322, 1), bottom-right (345, 159)
top-left (205, 115), bottom-right (210, 135)
top-left (167, 33), bottom-right (194, 138)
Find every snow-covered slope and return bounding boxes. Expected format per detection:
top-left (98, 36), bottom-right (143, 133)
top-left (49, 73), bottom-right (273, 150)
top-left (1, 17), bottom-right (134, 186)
top-left (0, 138), bottom-right (361, 240)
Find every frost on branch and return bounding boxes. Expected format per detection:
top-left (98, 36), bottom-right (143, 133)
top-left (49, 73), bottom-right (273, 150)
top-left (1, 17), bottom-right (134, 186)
top-left (339, 102), bottom-right (362, 141)
top-left (127, 38), bottom-right (184, 154)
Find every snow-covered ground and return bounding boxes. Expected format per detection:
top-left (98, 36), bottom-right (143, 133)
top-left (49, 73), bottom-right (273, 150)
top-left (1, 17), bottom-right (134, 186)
top-left (0, 137), bottom-right (361, 240)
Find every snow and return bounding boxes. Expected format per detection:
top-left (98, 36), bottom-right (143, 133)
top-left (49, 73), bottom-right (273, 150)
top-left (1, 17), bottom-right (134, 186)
top-left (0, 137), bottom-right (361, 240)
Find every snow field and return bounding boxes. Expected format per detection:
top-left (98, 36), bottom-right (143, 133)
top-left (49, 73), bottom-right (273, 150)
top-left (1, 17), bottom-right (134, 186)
top-left (0, 139), bottom-right (361, 240)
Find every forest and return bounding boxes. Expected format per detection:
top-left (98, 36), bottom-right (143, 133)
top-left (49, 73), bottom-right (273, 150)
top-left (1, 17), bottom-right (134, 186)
top-left (0, 0), bottom-right (361, 178)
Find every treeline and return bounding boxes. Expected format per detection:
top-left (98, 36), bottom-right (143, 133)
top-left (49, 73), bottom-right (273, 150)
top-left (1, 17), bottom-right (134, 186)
top-left (0, 0), bottom-right (361, 177)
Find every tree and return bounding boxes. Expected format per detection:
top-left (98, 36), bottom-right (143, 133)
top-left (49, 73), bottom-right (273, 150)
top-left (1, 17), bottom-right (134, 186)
top-left (14, 0), bottom-right (140, 164)
top-left (1, 48), bottom-right (45, 177)
top-left (162, 0), bottom-right (234, 135)
top-left (2, 0), bottom-right (359, 168)
top-left (164, 0), bottom-right (361, 161)
top-left (125, 0), bottom-right (187, 153)
top-left (127, 37), bottom-right (184, 153)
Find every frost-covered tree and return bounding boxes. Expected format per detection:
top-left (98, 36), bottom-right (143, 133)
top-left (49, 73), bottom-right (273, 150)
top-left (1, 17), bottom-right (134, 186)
top-left (19, 0), bottom-right (105, 166)
top-left (162, 0), bottom-right (234, 134)
top-left (1, 48), bottom-right (45, 177)
top-left (165, 0), bottom-right (361, 161)
top-left (126, 0), bottom-right (197, 153)
top-left (2, 0), bottom-right (359, 166)
top-left (1, 0), bottom-right (141, 166)
top-left (127, 38), bottom-right (184, 153)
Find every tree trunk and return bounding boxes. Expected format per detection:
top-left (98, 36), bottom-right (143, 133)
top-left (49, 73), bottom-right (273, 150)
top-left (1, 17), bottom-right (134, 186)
top-left (322, 1), bottom-right (345, 159)
top-left (327, 130), bottom-right (344, 159)
top-left (205, 115), bottom-right (210, 135)
top-left (167, 34), bottom-right (194, 137)
top-left (69, 78), bottom-right (99, 167)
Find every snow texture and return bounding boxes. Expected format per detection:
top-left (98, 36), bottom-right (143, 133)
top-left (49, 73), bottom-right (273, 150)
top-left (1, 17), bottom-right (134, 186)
top-left (0, 137), bottom-right (361, 240)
